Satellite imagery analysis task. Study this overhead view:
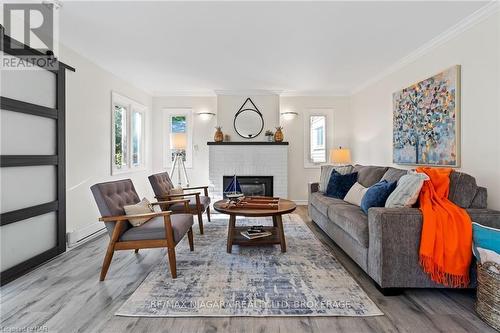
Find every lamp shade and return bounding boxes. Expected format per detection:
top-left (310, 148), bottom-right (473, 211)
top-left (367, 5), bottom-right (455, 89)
top-left (330, 147), bottom-right (351, 164)
top-left (170, 133), bottom-right (187, 150)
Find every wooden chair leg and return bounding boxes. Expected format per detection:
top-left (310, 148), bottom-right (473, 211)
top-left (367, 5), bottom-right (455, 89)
top-left (195, 195), bottom-right (204, 234)
top-left (134, 249), bottom-right (139, 254)
top-left (100, 221), bottom-right (123, 281)
top-left (197, 211), bottom-right (204, 234)
top-left (206, 206), bottom-right (211, 222)
top-left (187, 227), bottom-right (194, 251)
top-left (100, 242), bottom-right (115, 281)
top-left (163, 214), bottom-right (177, 278)
top-left (167, 247), bottom-right (177, 278)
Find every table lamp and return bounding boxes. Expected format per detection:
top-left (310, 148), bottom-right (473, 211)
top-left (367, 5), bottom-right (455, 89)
top-left (330, 147), bottom-right (351, 165)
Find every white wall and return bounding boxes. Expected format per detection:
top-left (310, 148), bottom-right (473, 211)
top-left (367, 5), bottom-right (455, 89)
top-left (151, 96), bottom-right (217, 188)
top-left (350, 12), bottom-right (500, 209)
top-left (60, 45), bottom-right (153, 243)
top-left (280, 96), bottom-right (351, 202)
top-left (217, 94), bottom-right (279, 141)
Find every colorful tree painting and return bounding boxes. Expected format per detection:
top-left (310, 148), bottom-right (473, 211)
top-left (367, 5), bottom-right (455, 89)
top-left (393, 66), bottom-right (460, 166)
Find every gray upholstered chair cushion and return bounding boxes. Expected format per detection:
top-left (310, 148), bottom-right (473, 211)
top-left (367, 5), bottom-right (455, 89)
top-left (120, 214), bottom-right (194, 244)
top-left (448, 171), bottom-right (479, 208)
top-left (381, 167), bottom-right (408, 183)
top-left (90, 179), bottom-right (140, 236)
top-left (327, 204), bottom-right (369, 247)
top-left (310, 192), bottom-right (349, 216)
top-left (148, 172), bottom-right (175, 198)
top-left (354, 165), bottom-right (389, 187)
top-left (169, 196), bottom-right (211, 212)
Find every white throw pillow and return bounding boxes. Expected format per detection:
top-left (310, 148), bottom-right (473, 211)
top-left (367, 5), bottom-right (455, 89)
top-left (319, 165), bottom-right (353, 192)
top-left (385, 172), bottom-right (429, 208)
top-left (343, 182), bottom-right (368, 206)
top-left (124, 198), bottom-right (154, 227)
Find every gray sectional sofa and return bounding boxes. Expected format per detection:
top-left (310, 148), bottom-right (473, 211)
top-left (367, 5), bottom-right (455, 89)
top-left (308, 165), bottom-right (500, 294)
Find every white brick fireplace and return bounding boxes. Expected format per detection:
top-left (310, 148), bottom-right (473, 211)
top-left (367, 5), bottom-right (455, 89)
top-left (208, 143), bottom-right (288, 201)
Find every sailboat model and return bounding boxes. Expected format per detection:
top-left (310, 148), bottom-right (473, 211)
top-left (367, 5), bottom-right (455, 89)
top-left (224, 175), bottom-right (244, 200)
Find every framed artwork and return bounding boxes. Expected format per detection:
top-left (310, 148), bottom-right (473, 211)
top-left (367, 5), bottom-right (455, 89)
top-left (393, 65), bottom-right (460, 166)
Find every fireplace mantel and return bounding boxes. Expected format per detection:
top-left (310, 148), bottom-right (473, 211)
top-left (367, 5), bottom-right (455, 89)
top-left (207, 141), bottom-right (288, 145)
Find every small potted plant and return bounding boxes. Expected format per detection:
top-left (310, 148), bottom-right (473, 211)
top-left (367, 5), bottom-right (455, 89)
top-left (265, 130), bottom-right (274, 142)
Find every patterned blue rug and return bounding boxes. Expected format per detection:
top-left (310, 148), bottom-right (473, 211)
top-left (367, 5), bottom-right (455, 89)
top-left (116, 214), bottom-right (383, 317)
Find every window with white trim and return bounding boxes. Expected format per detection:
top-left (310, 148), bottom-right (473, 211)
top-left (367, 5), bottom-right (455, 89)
top-left (111, 92), bottom-right (146, 174)
top-left (163, 108), bottom-right (193, 169)
top-left (303, 108), bottom-right (332, 168)
top-left (310, 115), bottom-right (326, 163)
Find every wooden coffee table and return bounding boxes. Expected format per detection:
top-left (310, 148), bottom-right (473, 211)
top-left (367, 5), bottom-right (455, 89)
top-left (213, 198), bottom-right (296, 253)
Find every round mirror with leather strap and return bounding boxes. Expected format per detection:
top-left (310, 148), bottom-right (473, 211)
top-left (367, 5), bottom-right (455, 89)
top-left (233, 98), bottom-right (264, 139)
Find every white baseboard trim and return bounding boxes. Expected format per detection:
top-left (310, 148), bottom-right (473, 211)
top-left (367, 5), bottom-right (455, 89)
top-left (67, 222), bottom-right (106, 248)
top-left (292, 200), bottom-right (308, 206)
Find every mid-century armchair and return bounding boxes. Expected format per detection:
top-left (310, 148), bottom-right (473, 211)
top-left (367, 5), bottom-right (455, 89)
top-left (90, 179), bottom-right (194, 280)
top-left (148, 172), bottom-right (211, 234)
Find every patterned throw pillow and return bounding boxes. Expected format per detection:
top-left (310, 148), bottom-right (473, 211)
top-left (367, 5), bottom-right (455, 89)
top-left (385, 171), bottom-right (429, 208)
top-left (325, 171), bottom-right (358, 199)
top-left (319, 165), bottom-right (354, 192)
top-left (344, 182), bottom-right (368, 206)
top-left (360, 180), bottom-right (397, 214)
top-left (124, 198), bottom-right (154, 227)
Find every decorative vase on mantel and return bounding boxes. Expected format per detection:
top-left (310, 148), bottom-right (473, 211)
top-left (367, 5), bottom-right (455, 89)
top-left (274, 126), bottom-right (284, 142)
top-left (214, 126), bottom-right (224, 142)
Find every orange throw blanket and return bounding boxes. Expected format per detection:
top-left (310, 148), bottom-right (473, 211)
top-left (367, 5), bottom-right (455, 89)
top-left (416, 167), bottom-right (472, 287)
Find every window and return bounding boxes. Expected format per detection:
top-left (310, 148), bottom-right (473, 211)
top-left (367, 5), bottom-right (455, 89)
top-left (131, 111), bottom-right (143, 167)
top-left (303, 109), bottom-right (332, 168)
top-left (170, 115), bottom-right (187, 163)
top-left (163, 108), bottom-right (193, 168)
top-left (310, 116), bottom-right (326, 163)
top-left (113, 104), bottom-right (128, 169)
top-left (111, 92), bottom-right (146, 174)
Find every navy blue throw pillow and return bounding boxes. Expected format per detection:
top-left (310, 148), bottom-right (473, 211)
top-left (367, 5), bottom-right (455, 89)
top-left (360, 180), bottom-right (397, 214)
top-left (326, 171), bottom-right (358, 199)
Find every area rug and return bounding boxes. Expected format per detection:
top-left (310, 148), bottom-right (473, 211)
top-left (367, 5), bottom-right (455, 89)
top-left (116, 214), bottom-right (383, 317)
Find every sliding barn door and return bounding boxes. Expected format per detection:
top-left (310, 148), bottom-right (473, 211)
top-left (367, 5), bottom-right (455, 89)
top-left (0, 35), bottom-right (72, 285)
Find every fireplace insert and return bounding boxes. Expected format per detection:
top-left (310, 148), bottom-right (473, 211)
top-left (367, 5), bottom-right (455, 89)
top-left (223, 176), bottom-right (273, 198)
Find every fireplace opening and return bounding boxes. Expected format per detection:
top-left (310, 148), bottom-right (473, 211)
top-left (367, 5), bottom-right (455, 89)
top-left (223, 176), bottom-right (273, 198)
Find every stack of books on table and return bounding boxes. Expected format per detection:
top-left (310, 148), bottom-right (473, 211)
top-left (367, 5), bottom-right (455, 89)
top-left (240, 225), bottom-right (272, 240)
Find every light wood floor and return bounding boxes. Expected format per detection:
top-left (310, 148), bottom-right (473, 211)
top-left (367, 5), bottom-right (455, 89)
top-left (0, 206), bottom-right (494, 333)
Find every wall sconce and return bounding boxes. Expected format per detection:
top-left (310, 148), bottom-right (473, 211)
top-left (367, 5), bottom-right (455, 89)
top-left (280, 111), bottom-right (298, 120)
top-left (196, 111), bottom-right (216, 121)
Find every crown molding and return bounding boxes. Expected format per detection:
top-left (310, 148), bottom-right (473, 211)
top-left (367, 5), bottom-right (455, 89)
top-left (214, 89), bottom-right (284, 96)
top-left (350, 0), bottom-right (500, 95)
top-left (280, 90), bottom-right (350, 97)
top-left (153, 90), bottom-right (216, 97)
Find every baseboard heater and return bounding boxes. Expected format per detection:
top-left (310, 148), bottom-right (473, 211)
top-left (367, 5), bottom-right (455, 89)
top-left (67, 222), bottom-right (106, 248)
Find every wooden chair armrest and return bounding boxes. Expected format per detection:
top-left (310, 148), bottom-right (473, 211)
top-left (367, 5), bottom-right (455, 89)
top-left (99, 211), bottom-right (171, 222)
top-left (153, 199), bottom-right (190, 213)
top-left (163, 192), bottom-right (201, 198)
top-left (183, 186), bottom-right (209, 196)
top-left (152, 199), bottom-right (190, 206)
top-left (182, 186), bottom-right (208, 191)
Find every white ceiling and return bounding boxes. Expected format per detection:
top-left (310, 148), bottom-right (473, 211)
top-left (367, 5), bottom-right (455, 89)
top-left (58, 1), bottom-right (489, 95)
